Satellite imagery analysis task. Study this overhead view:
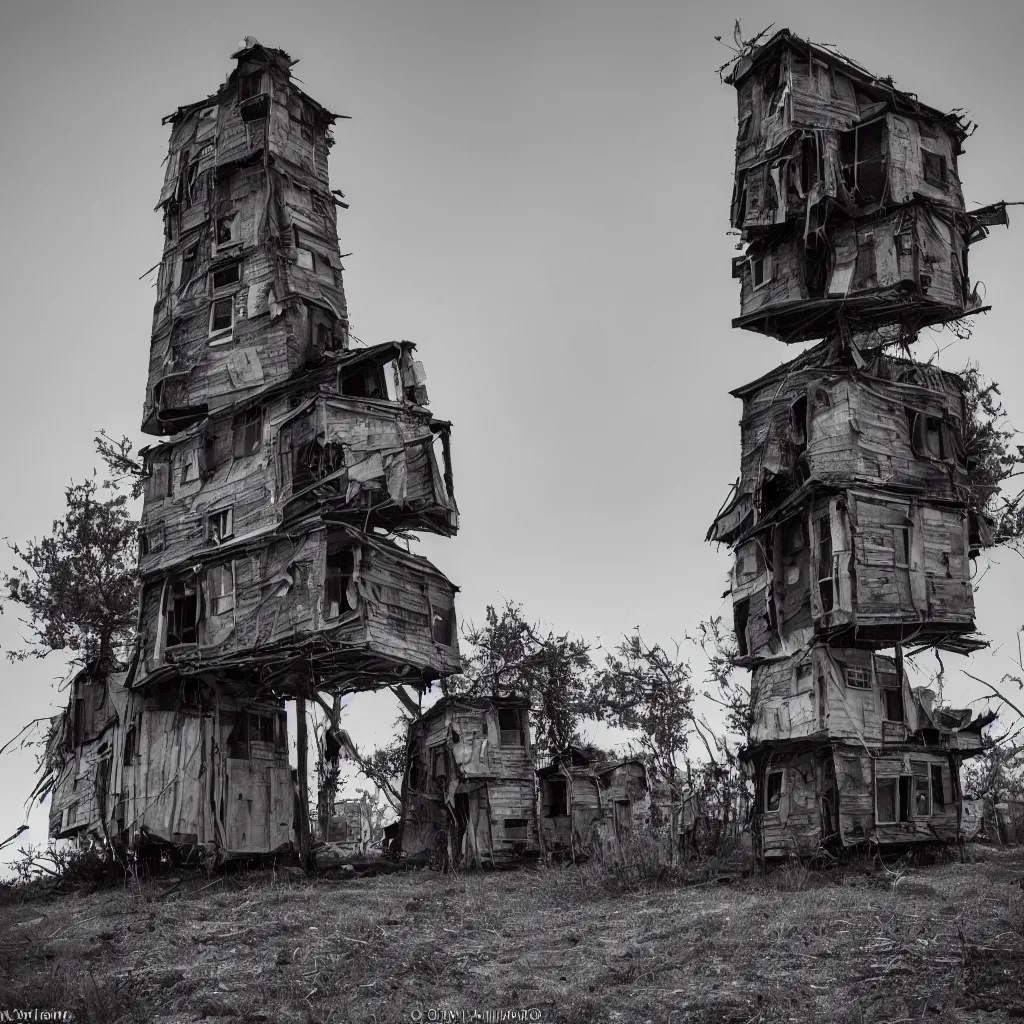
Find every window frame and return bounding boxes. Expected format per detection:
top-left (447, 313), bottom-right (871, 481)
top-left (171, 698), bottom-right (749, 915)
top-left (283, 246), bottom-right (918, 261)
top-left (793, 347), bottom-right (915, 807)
top-left (213, 211), bottom-right (242, 255)
top-left (765, 770), bottom-right (784, 813)
top-left (238, 71), bottom-right (265, 103)
top-left (211, 260), bottom-right (242, 293)
top-left (912, 761), bottom-right (932, 818)
top-left (497, 708), bottom-right (526, 748)
top-left (751, 253), bottom-right (774, 291)
top-left (207, 561), bottom-right (236, 617)
top-left (232, 406), bottom-right (263, 459)
top-left (875, 776), bottom-right (899, 824)
top-left (209, 295), bottom-right (235, 344)
top-left (207, 506), bottom-right (234, 543)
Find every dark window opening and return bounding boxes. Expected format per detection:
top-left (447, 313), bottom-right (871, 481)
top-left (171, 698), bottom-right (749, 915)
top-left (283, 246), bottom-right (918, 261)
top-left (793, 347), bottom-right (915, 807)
top-left (876, 777), bottom-right (898, 823)
top-left (324, 541), bottom-right (356, 619)
top-left (238, 71), bottom-right (264, 102)
top-left (216, 214), bottom-right (240, 248)
top-left (909, 411), bottom-right (945, 460)
top-left (210, 296), bottom-right (233, 336)
top-left (899, 777), bottom-right (911, 822)
top-left (212, 262), bottom-right (240, 290)
top-left (232, 407), bottom-right (263, 458)
top-left (227, 713), bottom-right (249, 759)
top-left (504, 818), bottom-right (528, 841)
top-left (884, 688), bottom-right (905, 723)
top-left (922, 150), bottom-right (948, 188)
top-left (166, 580), bottom-right (198, 647)
top-left (432, 605), bottom-right (455, 646)
top-left (122, 726), bottom-right (136, 766)
top-left (180, 246), bottom-right (197, 289)
top-left (250, 714), bottom-right (275, 746)
top-left (790, 396), bottom-right (808, 451)
top-left (341, 366), bottom-right (386, 400)
top-left (817, 514), bottom-right (834, 614)
top-left (839, 119), bottom-right (886, 206)
top-left (498, 708), bottom-right (525, 747)
top-left (545, 779), bottom-right (568, 817)
top-left (913, 763), bottom-right (931, 817)
top-left (734, 598), bottom-right (750, 658)
top-left (766, 770), bottom-right (783, 812)
top-left (931, 764), bottom-right (945, 811)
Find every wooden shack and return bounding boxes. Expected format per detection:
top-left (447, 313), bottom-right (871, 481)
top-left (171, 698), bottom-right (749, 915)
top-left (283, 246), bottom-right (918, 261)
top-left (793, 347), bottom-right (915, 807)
top-left (397, 697), bottom-right (538, 868)
top-left (742, 646), bottom-right (993, 858)
top-left (537, 750), bottom-right (653, 859)
top-left (725, 28), bottom-right (1008, 343)
top-left (48, 663), bottom-right (295, 860)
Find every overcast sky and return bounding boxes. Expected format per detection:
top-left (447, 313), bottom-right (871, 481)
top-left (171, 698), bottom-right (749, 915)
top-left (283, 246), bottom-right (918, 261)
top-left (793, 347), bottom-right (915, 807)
top-left (1, 0), bottom-right (1023, 869)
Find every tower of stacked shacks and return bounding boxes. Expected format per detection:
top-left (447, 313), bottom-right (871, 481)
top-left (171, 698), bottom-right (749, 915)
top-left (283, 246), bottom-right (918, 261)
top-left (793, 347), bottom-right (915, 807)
top-left (710, 30), bottom-right (1007, 860)
top-left (47, 40), bottom-right (461, 863)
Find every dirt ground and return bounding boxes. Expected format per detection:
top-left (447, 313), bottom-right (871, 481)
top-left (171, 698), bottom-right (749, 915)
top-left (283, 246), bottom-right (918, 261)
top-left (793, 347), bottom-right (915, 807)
top-left (0, 847), bottom-right (1021, 1024)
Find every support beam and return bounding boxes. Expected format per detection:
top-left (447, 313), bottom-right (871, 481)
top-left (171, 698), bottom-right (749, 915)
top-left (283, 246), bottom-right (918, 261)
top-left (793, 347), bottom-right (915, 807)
top-left (296, 696), bottom-right (312, 871)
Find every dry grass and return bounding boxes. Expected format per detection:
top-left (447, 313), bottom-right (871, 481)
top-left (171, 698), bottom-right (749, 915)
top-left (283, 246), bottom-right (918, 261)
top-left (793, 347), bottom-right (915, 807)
top-left (0, 848), bottom-right (1021, 1023)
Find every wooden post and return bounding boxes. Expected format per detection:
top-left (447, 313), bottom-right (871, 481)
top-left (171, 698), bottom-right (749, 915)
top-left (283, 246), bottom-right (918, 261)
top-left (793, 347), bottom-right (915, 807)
top-left (296, 696), bottom-right (312, 871)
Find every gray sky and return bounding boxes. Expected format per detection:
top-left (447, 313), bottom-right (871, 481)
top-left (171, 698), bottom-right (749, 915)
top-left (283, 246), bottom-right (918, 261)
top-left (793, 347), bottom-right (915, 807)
top-left (2, 0), bottom-right (1023, 867)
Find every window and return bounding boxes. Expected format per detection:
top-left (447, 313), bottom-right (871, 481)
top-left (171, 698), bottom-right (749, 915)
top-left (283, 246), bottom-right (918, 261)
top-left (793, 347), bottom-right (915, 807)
top-left (232, 407), bottom-right (262, 458)
top-left (432, 605), bottom-right (455, 646)
top-left (765, 770), bottom-right (783, 812)
top-left (311, 191), bottom-right (328, 217)
top-left (227, 713), bottom-right (249, 759)
top-left (179, 445), bottom-right (200, 485)
top-left (140, 525), bottom-right (165, 557)
top-left (341, 366), bottom-right (387, 400)
top-left (912, 762), bottom-right (931, 817)
top-left (212, 261), bottom-right (241, 291)
top-left (209, 296), bottom-right (234, 341)
top-left (504, 818), bottom-right (528, 842)
top-left (497, 708), bottom-right (525, 747)
top-left (208, 563), bottom-right (235, 616)
top-left (844, 664), bottom-right (871, 689)
top-left (838, 119), bottom-right (886, 205)
top-left (931, 764), bottom-right (945, 811)
top-left (751, 253), bottom-right (773, 290)
top-left (876, 776), bottom-right (899, 824)
top-left (545, 779), bottom-right (568, 817)
top-left (215, 213), bottom-right (241, 252)
top-left (295, 248), bottom-right (314, 271)
top-left (183, 160), bottom-right (203, 208)
top-left (165, 580), bottom-right (198, 647)
top-left (734, 598), bottom-right (750, 658)
top-left (207, 507), bottom-right (233, 543)
top-left (908, 411), bottom-right (945, 460)
top-left (324, 541), bottom-right (355, 619)
top-left (922, 151), bottom-right (948, 188)
top-left (122, 725), bottom-right (136, 766)
top-left (238, 71), bottom-right (264, 102)
top-left (309, 309), bottom-right (337, 356)
top-left (195, 105), bottom-right (218, 143)
top-left (250, 713), bottom-right (276, 746)
top-left (817, 514), bottom-right (834, 614)
top-left (883, 687), bottom-right (905, 723)
top-left (790, 396), bottom-right (808, 449)
top-left (148, 453), bottom-right (173, 499)
top-left (430, 746), bottom-right (447, 779)
top-left (179, 245), bottom-right (198, 291)
top-left (896, 232), bottom-right (914, 257)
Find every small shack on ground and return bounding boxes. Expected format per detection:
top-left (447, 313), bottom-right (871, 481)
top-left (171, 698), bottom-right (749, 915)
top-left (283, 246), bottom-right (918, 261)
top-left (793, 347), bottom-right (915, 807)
top-left (397, 696), bottom-right (538, 868)
top-left (536, 748), bottom-right (657, 859)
